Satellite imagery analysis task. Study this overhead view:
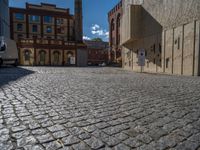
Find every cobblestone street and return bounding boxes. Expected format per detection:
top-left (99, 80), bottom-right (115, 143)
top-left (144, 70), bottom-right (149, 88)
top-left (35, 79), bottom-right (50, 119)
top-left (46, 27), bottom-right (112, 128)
top-left (0, 67), bottom-right (200, 150)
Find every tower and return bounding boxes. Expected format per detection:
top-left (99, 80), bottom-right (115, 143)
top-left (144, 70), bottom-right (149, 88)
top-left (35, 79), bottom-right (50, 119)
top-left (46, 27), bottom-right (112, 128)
top-left (74, 0), bottom-right (83, 42)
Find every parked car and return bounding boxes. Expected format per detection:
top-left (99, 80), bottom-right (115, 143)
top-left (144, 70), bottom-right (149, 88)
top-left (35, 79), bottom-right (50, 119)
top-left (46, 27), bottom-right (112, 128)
top-left (0, 36), bottom-right (18, 67)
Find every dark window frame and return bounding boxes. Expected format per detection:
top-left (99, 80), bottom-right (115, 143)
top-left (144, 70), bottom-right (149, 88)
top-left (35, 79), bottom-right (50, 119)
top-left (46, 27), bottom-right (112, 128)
top-left (44, 16), bottom-right (53, 23)
top-left (32, 25), bottom-right (38, 32)
top-left (30, 15), bottom-right (40, 22)
top-left (15, 13), bottom-right (24, 20)
top-left (46, 26), bottom-right (52, 33)
top-left (17, 23), bottom-right (23, 31)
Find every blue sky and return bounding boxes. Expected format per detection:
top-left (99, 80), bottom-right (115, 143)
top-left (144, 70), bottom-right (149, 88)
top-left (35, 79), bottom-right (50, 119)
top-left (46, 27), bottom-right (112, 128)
top-left (9, 0), bottom-right (120, 41)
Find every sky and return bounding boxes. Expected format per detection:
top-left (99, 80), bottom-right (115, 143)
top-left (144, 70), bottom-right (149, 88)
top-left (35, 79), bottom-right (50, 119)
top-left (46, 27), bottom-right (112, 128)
top-left (9, 0), bottom-right (120, 41)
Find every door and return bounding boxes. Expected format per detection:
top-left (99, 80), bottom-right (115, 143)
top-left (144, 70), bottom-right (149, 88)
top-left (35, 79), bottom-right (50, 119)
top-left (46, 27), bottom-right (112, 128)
top-left (53, 51), bottom-right (60, 65)
top-left (39, 50), bottom-right (46, 65)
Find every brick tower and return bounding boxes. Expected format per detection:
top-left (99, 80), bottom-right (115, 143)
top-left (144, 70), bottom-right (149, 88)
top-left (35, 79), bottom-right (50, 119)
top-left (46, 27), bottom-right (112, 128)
top-left (75, 0), bottom-right (83, 42)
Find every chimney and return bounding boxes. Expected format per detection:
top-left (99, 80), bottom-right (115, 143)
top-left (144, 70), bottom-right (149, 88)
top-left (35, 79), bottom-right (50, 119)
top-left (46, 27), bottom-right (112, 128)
top-left (74, 0), bottom-right (83, 42)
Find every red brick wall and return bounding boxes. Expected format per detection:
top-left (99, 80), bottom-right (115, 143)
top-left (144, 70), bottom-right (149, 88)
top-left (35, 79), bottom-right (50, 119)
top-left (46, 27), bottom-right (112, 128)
top-left (108, 1), bottom-right (122, 64)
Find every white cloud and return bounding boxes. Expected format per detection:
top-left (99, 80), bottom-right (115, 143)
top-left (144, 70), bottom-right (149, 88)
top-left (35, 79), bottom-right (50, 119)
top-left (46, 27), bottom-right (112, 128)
top-left (91, 24), bottom-right (100, 31)
top-left (83, 36), bottom-right (91, 40)
top-left (105, 31), bottom-right (109, 39)
top-left (91, 24), bottom-right (109, 40)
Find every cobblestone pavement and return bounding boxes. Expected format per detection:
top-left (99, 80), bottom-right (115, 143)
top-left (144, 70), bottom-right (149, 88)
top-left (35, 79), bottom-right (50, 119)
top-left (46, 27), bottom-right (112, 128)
top-left (0, 67), bottom-right (200, 150)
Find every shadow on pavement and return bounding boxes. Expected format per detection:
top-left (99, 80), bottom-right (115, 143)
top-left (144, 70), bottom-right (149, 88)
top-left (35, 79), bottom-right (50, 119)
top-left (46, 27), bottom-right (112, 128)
top-left (0, 66), bottom-right (34, 87)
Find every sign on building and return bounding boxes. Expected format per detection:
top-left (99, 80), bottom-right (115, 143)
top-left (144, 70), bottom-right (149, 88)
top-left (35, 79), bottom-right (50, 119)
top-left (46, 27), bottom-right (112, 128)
top-left (138, 49), bottom-right (145, 66)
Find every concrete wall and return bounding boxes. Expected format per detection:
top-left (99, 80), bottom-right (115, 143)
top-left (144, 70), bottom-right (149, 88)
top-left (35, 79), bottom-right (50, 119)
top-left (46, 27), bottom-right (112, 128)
top-left (142, 0), bottom-right (200, 29)
top-left (121, 0), bottom-right (200, 76)
top-left (162, 21), bottom-right (200, 76)
top-left (77, 49), bottom-right (88, 67)
top-left (122, 6), bottom-right (162, 73)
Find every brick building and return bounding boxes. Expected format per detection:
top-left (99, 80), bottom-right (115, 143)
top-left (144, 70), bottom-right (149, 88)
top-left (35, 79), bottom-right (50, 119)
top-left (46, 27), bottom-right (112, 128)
top-left (108, 0), bottom-right (122, 66)
top-left (10, 1), bottom-right (87, 66)
top-left (121, 0), bottom-right (200, 76)
top-left (84, 40), bottom-right (109, 66)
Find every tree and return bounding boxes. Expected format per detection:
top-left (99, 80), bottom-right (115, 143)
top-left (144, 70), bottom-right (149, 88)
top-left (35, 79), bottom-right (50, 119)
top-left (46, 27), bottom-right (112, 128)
top-left (91, 38), bottom-right (103, 42)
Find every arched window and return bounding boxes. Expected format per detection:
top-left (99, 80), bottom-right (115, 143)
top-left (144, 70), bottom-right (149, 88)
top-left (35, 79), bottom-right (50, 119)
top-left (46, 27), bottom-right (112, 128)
top-left (24, 50), bottom-right (31, 61)
top-left (53, 51), bottom-right (60, 65)
top-left (111, 19), bottom-right (115, 31)
top-left (117, 14), bottom-right (121, 28)
top-left (110, 19), bottom-right (115, 46)
top-left (39, 50), bottom-right (46, 65)
top-left (116, 14), bottom-right (121, 45)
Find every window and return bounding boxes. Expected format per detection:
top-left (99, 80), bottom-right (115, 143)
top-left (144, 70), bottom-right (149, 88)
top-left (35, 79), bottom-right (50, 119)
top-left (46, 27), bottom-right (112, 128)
top-left (46, 26), bottom-right (52, 33)
top-left (44, 16), bottom-right (53, 23)
top-left (0, 40), bottom-right (6, 51)
top-left (30, 15), bottom-right (40, 22)
top-left (57, 27), bottom-right (64, 34)
top-left (117, 19), bottom-right (120, 27)
top-left (111, 19), bottom-right (115, 31)
top-left (0, 45), bottom-right (6, 51)
top-left (17, 24), bottom-right (23, 31)
top-left (56, 19), bottom-right (64, 25)
top-left (166, 58), bottom-right (169, 68)
top-left (117, 14), bottom-right (120, 28)
top-left (32, 25), bottom-right (38, 32)
top-left (15, 13), bottom-right (24, 20)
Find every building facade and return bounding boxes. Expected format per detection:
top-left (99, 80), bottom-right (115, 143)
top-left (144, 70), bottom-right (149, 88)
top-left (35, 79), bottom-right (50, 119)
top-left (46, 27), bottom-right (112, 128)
top-left (121, 0), bottom-right (200, 76)
top-left (108, 1), bottom-right (122, 66)
top-left (10, 1), bottom-right (87, 66)
top-left (84, 40), bottom-right (109, 66)
top-left (0, 0), bottom-right (10, 38)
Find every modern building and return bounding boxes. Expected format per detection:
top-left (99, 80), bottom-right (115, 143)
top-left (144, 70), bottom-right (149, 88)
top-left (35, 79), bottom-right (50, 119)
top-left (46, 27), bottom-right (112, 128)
top-left (108, 1), bottom-right (122, 66)
top-left (0, 0), bottom-right (10, 38)
top-left (10, 0), bottom-right (87, 67)
top-left (121, 0), bottom-right (200, 76)
top-left (84, 40), bottom-right (109, 65)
